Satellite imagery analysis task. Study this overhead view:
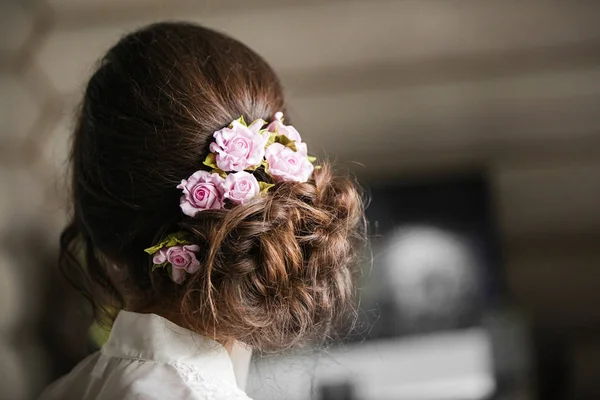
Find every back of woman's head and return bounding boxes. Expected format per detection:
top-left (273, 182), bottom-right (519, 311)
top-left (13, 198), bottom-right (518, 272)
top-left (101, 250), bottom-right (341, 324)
top-left (61, 22), bottom-right (365, 352)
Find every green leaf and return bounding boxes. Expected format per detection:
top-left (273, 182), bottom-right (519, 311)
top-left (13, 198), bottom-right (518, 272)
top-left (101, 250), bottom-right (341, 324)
top-left (265, 132), bottom-right (277, 147)
top-left (247, 160), bottom-right (268, 172)
top-left (203, 153), bottom-right (218, 169)
top-left (307, 156), bottom-right (317, 163)
top-left (235, 115), bottom-right (247, 127)
top-left (144, 243), bottom-right (164, 255)
top-left (285, 143), bottom-right (297, 151)
top-left (258, 181), bottom-right (275, 194)
top-left (151, 262), bottom-right (167, 272)
top-left (144, 232), bottom-right (191, 255)
top-left (275, 135), bottom-right (297, 152)
top-left (214, 168), bottom-right (227, 178)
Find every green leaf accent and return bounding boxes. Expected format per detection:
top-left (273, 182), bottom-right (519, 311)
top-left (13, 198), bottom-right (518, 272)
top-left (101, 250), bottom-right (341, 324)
top-left (247, 160), bottom-right (268, 172)
top-left (258, 181), bottom-right (275, 194)
top-left (234, 115), bottom-right (247, 127)
top-left (262, 160), bottom-right (271, 176)
top-left (215, 168), bottom-right (227, 178)
top-left (151, 262), bottom-right (167, 272)
top-left (203, 153), bottom-right (218, 169)
top-left (144, 232), bottom-right (191, 255)
top-left (307, 156), bottom-right (317, 163)
top-left (275, 135), bottom-right (297, 152)
top-left (314, 165), bottom-right (322, 170)
top-left (265, 132), bottom-right (277, 147)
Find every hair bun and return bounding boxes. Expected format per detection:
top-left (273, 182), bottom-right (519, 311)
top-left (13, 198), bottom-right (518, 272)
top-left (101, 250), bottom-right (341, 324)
top-left (181, 163), bottom-right (365, 351)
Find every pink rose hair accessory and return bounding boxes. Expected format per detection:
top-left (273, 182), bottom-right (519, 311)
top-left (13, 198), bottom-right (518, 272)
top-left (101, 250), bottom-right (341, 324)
top-left (149, 113), bottom-right (316, 278)
top-left (266, 112), bottom-right (308, 156)
top-left (222, 171), bottom-right (260, 205)
top-left (197, 112), bottom-right (316, 202)
top-left (265, 142), bottom-right (314, 183)
top-left (177, 170), bottom-right (225, 217)
top-left (144, 234), bottom-right (201, 284)
top-left (209, 117), bottom-right (269, 172)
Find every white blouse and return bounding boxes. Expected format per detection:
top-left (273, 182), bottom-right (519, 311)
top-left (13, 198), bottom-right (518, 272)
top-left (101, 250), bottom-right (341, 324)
top-left (39, 311), bottom-right (252, 400)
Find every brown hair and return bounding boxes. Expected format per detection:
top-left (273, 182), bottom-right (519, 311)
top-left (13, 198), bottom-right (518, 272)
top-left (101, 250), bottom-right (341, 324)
top-left (60, 22), bottom-right (365, 352)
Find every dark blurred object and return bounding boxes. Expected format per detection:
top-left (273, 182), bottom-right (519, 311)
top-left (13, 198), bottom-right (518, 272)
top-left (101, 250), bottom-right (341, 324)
top-left (531, 324), bottom-right (568, 400)
top-left (484, 308), bottom-right (535, 400)
top-left (362, 173), bottom-right (503, 339)
top-left (318, 381), bottom-right (356, 400)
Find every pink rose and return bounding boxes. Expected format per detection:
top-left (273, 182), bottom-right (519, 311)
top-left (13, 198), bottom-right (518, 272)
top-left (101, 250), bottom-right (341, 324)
top-left (177, 170), bottom-right (225, 217)
top-left (265, 143), bottom-right (314, 183)
top-left (152, 244), bottom-right (201, 284)
top-left (210, 119), bottom-right (269, 172)
top-left (266, 112), bottom-right (307, 156)
top-left (222, 171), bottom-right (260, 205)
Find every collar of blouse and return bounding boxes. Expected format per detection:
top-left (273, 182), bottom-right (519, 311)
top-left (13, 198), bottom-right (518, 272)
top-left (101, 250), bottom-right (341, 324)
top-left (102, 310), bottom-right (238, 387)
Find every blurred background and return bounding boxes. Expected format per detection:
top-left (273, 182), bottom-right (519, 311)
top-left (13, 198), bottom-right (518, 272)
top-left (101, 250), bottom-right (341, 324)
top-left (2, 1), bottom-right (600, 399)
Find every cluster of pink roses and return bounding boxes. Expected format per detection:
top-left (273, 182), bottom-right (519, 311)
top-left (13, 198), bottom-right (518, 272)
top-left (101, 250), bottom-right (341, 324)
top-left (151, 244), bottom-right (200, 284)
top-left (144, 235), bottom-right (201, 284)
top-left (177, 112), bottom-right (315, 217)
top-left (176, 170), bottom-right (260, 217)
top-left (145, 113), bottom-right (316, 283)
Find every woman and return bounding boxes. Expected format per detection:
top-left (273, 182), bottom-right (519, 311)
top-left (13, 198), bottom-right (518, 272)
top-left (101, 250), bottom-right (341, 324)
top-left (40, 22), bottom-right (365, 399)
